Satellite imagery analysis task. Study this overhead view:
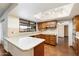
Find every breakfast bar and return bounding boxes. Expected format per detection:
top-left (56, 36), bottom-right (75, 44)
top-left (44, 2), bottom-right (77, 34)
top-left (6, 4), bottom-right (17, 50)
top-left (4, 37), bottom-right (45, 56)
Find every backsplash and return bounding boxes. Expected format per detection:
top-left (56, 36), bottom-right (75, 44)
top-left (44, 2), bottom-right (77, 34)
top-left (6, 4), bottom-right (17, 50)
top-left (42, 29), bottom-right (57, 35)
top-left (8, 28), bottom-right (19, 37)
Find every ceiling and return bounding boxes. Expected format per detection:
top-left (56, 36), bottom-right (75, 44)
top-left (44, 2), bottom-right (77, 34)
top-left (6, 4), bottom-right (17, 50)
top-left (10, 3), bottom-right (69, 22)
top-left (0, 3), bottom-right (10, 17)
top-left (0, 3), bottom-right (17, 22)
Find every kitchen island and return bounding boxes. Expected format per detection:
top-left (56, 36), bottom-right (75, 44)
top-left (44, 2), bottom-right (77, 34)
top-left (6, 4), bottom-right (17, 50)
top-left (4, 37), bottom-right (44, 56)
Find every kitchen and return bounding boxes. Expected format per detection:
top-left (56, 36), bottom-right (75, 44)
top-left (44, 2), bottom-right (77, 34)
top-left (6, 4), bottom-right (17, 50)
top-left (0, 3), bottom-right (79, 56)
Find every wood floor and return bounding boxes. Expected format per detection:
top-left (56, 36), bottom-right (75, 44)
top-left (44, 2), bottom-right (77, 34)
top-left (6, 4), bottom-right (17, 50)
top-left (44, 44), bottom-right (75, 56)
top-left (0, 37), bottom-right (76, 56)
top-left (0, 44), bottom-right (11, 56)
top-left (44, 37), bottom-right (76, 56)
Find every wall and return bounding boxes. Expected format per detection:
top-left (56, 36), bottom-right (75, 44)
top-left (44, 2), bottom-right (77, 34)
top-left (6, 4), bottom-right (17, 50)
top-left (2, 17), bottom-right (8, 38)
top-left (3, 15), bottom-right (19, 51)
top-left (57, 22), bottom-right (64, 37)
top-left (8, 15), bottom-right (19, 37)
top-left (1, 17), bottom-right (8, 46)
top-left (0, 23), bottom-right (3, 44)
top-left (57, 20), bottom-right (74, 46)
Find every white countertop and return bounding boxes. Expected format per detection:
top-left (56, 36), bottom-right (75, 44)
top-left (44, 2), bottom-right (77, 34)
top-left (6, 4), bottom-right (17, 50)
top-left (4, 30), bottom-right (56, 51)
top-left (19, 31), bottom-right (41, 37)
top-left (19, 30), bottom-right (56, 37)
top-left (5, 37), bottom-right (44, 51)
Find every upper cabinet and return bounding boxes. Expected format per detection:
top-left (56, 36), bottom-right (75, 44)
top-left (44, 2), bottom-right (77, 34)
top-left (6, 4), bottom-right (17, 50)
top-left (47, 21), bottom-right (57, 28)
top-left (19, 19), bottom-right (36, 32)
top-left (73, 15), bottom-right (79, 32)
top-left (38, 20), bottom-right (57, 31)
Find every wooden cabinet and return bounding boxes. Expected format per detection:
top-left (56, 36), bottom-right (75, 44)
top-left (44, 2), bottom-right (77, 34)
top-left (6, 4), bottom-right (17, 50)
top-left (34, 42), bottom-right (44, 56)
top-left (50, 35), bottom-right (56, 45)
top-left (32, 34), bottom-right (56, 46)
top-left (38, 21), bottom-right (57, 31)
top-left (73, 15), bottom-right (79, 32)
top-left (47, 22), bottom-right (56, 28)
top-left (73, 38), bottom-right (79, 55)
top-left (38, 22), bottom-right (47, 30)
top-left (44, 35), bottom-right (56, 45)
top-left (42, 35), bottom-right (50, 44)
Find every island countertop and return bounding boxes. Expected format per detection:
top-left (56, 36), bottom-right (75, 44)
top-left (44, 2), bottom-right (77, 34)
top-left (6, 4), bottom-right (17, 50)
top-left (5, 37), bottom-right (45, 51)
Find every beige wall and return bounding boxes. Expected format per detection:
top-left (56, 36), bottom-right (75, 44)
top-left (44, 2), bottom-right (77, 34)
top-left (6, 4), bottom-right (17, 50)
top-left (8, 15), bottom-right (19, 37)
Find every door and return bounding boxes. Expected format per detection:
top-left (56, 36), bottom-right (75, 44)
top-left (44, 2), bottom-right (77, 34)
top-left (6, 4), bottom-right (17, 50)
top-left (57, 23), bottom-right (64, 45)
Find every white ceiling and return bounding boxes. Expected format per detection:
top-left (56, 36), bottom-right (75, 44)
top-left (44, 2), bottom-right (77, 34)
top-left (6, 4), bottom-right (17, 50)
top-left (10, 3), bottom-right (69, 22)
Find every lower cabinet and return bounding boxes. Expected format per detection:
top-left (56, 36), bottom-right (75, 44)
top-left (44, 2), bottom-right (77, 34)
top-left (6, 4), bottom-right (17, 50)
top-left (44, 35), bottom-right (50, 44)
top-left (3, 39), bottom-right (9, 52)
top-left (31, 34), bottom-right (56, 46)
top-left (50, 35), bottom-right (56, 45)
top-left (73, 38), bottom-right (79, 55)
top-left (34, 42), bottom-right (44, 56)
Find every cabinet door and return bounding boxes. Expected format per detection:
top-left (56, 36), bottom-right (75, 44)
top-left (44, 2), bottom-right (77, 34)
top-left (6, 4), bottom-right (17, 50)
top-left (74, 16), bottom-right (79, 32)
top-left (38, 22), bottom-right (47, 30)
top-left (34, 42), bottom-right (44, 56)
top-left (73, 39), bottom-right (77, 50)
top-left (73, 38), bottom-right (79, 55)
top-left (50, 35), bottom-right (56, 45)
top-left (77, 39), bottom-right (79, 55)
top-left (47, 21), bottom-right (56, 28)
top-left (41, 23), bottom-right (46, 29)
top-left (38, 23), bottom-right (42, 30)
top-left (45, 35), bottom-right (50, 44)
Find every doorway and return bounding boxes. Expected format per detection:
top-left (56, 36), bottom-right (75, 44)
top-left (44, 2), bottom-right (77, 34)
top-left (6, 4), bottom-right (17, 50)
top-left (64, 25), bottom-right (68, 45)
top-left (57, 24), bottom-right (69, 46)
